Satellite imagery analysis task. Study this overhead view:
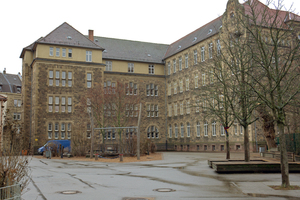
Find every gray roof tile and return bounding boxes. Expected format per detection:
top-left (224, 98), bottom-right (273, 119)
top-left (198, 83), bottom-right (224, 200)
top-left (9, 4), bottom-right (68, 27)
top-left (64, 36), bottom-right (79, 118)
top-left (93, 36), bottom-right (169, 64)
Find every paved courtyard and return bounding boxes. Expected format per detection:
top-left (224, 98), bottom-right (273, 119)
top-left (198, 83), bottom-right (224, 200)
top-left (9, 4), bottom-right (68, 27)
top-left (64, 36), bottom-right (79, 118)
top-left (23, 152), bottom-right (300, 200)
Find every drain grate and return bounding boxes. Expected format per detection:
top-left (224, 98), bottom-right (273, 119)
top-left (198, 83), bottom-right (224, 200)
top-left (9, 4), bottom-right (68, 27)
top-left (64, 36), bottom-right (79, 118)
top-left (153, 188), bottom-right (176, 192)
top-left (59, 190), bottom-right (82, 194)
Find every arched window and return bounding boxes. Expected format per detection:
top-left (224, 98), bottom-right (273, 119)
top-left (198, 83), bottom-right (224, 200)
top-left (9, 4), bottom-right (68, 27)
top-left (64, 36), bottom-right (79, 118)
top-left (181, 123), bottom-right (184, 137)
top-left (197, 122), bottom-right (200, 137)
top-left (175, 124), bottom-right (178, 138)
top-left (187, 122), bottom-right (190, 137)
top-left (204, 121), bottom-right (208, 136)
top-left (147, 126), bottom-right (159, 139)
top-left (169, 125), bottom-right (172, 138)
top-left (212, 121), bottom-right (216, 136)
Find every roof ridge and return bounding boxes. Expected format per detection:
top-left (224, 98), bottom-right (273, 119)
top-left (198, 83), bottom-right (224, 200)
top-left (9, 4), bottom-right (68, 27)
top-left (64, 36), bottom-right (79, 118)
top-left (169, 15), bottom-right (223, 46)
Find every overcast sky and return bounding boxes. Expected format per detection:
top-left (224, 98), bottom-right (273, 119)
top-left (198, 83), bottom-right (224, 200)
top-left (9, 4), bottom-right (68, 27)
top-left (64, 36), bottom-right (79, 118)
top-left (1, 0), bottom-right (299, 75)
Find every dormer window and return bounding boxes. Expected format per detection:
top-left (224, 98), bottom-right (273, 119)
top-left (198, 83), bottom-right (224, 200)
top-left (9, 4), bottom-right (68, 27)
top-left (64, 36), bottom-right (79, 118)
top-left (208, 29), bottom-right (212, 35)
top-left (192, 37), bottom-right (197, 42)
top-left (177, 46), bottom-right (181, 50)
top-left (17, 87), bottom-right (21, 93)
top-left (67, 36), bottom-right (72, 40)
top-left (230, 12), bottom-right (235, 18)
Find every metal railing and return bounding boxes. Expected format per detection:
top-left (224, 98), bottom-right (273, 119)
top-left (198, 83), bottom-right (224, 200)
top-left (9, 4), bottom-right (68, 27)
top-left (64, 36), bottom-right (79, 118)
top-left (0, 184), bottom-right (21, 200)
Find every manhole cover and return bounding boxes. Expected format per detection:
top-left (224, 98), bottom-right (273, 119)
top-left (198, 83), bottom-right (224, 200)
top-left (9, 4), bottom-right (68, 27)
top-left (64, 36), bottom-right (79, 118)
top-left (153, 188), bottom-right (176, 192)
top-left (59, 190), bottom-right (81, 194)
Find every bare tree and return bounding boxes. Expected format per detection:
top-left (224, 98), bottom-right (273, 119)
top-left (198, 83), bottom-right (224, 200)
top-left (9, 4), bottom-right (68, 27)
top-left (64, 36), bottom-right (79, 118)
top-left (233, 0), bottom-right (300, 187)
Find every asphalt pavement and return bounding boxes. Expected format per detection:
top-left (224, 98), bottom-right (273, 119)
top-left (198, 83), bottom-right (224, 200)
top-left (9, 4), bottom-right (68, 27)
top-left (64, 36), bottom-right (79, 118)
top-left (22, 152), bottom-right (300, 200)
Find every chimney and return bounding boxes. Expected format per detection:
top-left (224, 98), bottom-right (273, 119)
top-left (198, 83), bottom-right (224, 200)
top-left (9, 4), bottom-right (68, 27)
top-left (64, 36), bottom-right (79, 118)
top-left (3, 68), bottom-right (6, 74)
top-left (89, 30), bottom-right (94, 42)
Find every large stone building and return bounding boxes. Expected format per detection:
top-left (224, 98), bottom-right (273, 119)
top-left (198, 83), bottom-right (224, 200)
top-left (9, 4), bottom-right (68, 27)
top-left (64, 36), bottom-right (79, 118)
top-left (20, 0), bottom-right (299, 153)
top-left (0, 69), bottom-right (22, 151)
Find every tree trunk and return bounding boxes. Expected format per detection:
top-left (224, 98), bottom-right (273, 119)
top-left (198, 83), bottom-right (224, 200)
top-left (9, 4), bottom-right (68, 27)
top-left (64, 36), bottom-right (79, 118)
top-left (257, 106), bottom-right (277, 149)
top-left (225, 129), bottom-right (230, 159)
top-left (278, 121), bottom-right (290, 187)
top-left (244, 126), bottom-right (250, 162)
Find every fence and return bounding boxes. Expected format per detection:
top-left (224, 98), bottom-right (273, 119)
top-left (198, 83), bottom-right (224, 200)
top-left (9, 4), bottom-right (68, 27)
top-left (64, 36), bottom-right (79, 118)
top-left (0, 184), bottom-right (21, 200)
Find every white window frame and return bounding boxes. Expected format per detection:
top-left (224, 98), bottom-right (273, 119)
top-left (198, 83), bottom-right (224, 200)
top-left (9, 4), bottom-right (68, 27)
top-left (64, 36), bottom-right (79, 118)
top-left (174, 82), bottom-right (177, 94)
top-left (209, 43), bottom-right (213, 59)
top-left (204, 121), bottom-right (208, 136)
top-left (175, 124), bottom-right (178, 138)
top-left (56, 48), bottom-right (60, 57)
top-left (185, 54), bottom-right (188, 68)
top-left (179, 57), bottom-right (182, 71)
top-left (187, 122), bottom-right (190, 137)
top-left (62, 48), bottom-right (66, 57)
top-left (169, 125), bottom-right (172, 138)
top-left (168, 62), bottom-right (171, 75)
top-left (212, 121), bottom-right (216, 136)
top-left (106, 61), bottom-right (112, 71)
top-left (180, 123), bottom-right (184, 138)
top-left (197, 122), bottom-right (201, 137)
top-left (195, 74), bottom-right (198, 88)
top-left (220, 125), bottom-right (225, 136)
top-left (149, 65), bottom-right (154, 74)
top-left (128, 63), bottom-right (134, 73)
top-left (194, 50), bottom-right (197, 64)
top-left (186, 78), bottom-right (189, 91)
top-left (173, 59), bottom-right (176, 73)
top-left (86, 51), bottom-right (92, 62)
top-left (49, 47), bottom-right (53, 56)
top-left (201, 46), bottom-right (205, 62)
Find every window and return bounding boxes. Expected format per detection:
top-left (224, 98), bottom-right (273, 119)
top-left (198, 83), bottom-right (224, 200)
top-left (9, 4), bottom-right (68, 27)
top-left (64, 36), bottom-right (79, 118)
top-left (49, 47), bottom-right (53, 56)
top-left (234, 124), bottom-right (237, 135)
top-left (181, 123), bottom-right (184, 137)
top-left (48, 96), bottom-right (53, 112)
top-left (195, 74), bottom-right (198, 88)
top-left (55, 123), bottom-right (59, 139)
top-left (202, 73), bottom-right (206, 86)
top-left (147, 126), bottom-right (159, 138)
top-left (86, 51), bottom-right (92, 62)
top-left (61, 97), bottom-right (66, 113)
top-left (204, 121), bottom-right (208, 136)
top-left (168, 83), bottom-right (171, 96)
top-left (187, 122), bottom-right (190, 137)
top-left (168, 104), bottom-right (172, 117)
top-left (68, 123), bottom-right (72, 139)
top-left (212, 121), bottom-right (216, 136)
top-left (210, 69), bottom-right (214, 84)
top-left (55, 71), bottom-right (60, 86)
top-left (147, 104), bottom-right (151, 117)
top-left (87, 73), bottom-right (92, 88)
top-left (185, 54), bottom-right (188, 68)
top-left (68, 72), bottom-right (72, 87)
top-left (128, 63), bottom-right (134, 73)
top-left (197, 122), bottom-right (201, 137)
top-left (174, 82), bottom-right (177, 94)
top-left (155, 105), bottom-right (158, 117)
top-left (105, 61), bottom-right (112, 71)
top-left (186, 101), bottom-right (190, 114)
top-left (68, 97), bottom-right (72, 113)
top-left (201, 47), bottom-right (205, 62)
top-left (209, 43), bottom-right (213, 59)
top-left (49, 70), bottom-right (53, 86)
top-left (180, 102), bottom-right (183, 115)
top-left (68, 49), bottom-right (72, 58)
top-left (203, 99), bottom-right (207, 111)
top-left (146, 84), bottom-right (157, 96)
top-left (48, 123), bottom-right (52, 139)
top-left (240, 125), bottom-right (243, 134)
top-left (186, 78), bottom-right (189, 91)
top-left (175, 124), bottom-right (178, 138)
top-left (87, 124), bottom-right (91, 138)
top-left (149, 65), bottom-right (154, 74)
top-left (169, 125), bottom-right (172, 138)
top-left (61, 123), bottom-right (65, 139)
top-left (179, 80), bottom-right (183, 93)
top-left (55, 97), bottom-right (59, 112)
top-left (56, 48), bottom-right (60, 57)
top-left (212, 145), bottom-right (216, 151)
top-left (220, 125), bottom-right (225, 136)
top-left (62, 48), bottom-right (66, 57)
top-left (194, 50), bottom-right (197, 64)
top-left (127, 82), bottom-right (137, 95)
top-left (173, 59), bottom-right (176, 73)
top-left (14, 99), bottom-right (18, 107)
top-left (174, 103), bottom-right (177, 116)
top-left (196, 100), bottom-right (200, 113)
top-left (221, 145), bottom-right (225, 151)
top-left (179, 57), bottom-right (182, 71)
top-left (168, 62), bottom-right (171, 75)
top-left (13, 113), bottom-right (21, 120)
top-left (62, 71), bottom-right (66, 87)
top-left (217, 39), bottom-right (221, 55)
top-left (204, 145), bottom-right (208, 151)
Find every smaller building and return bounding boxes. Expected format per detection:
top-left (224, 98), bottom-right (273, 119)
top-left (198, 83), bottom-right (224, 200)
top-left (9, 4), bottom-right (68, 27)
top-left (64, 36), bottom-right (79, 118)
top-left (0, 69), bottom-right (22, 151)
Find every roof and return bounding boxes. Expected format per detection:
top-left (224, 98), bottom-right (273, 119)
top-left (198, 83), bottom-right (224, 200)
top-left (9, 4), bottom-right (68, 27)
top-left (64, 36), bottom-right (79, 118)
top-left (0, 73), bottom-right (22, 93)
top-left (93, 36), bottom-right (169, 64)
top-left (163, 16), bottom-right (223, 60)
top-left (20, 22), bottom-right (104, 58)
